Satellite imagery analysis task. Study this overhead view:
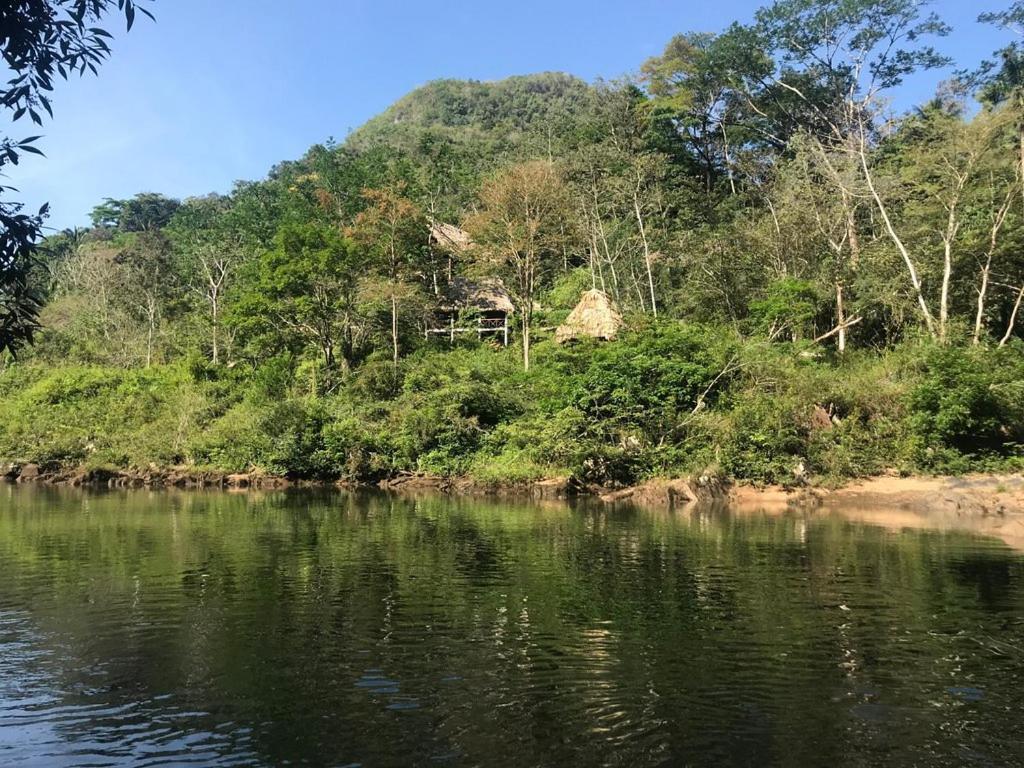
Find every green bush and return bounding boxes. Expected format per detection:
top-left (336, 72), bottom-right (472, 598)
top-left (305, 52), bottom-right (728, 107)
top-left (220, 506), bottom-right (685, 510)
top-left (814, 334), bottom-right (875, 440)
top-left (748, 278), bottom-right (822, 341)
top-left (1, 333), bottom-right (1021, 485)
top-left (569, 321), bottom-right (736, 439)
top-left (717, 392), bottom-right (806, 484)
top-left (188, 399), bottom-right (273, 472)
top-left (391, 352), bottom-right (521, 475)
top-left (907, 344), bottom-right (1024, 470)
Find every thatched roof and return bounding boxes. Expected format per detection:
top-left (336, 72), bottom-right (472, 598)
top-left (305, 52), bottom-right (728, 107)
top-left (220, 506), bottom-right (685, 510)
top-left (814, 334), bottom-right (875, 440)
top-left (556, 289), bottom-right (623, 343)
top-left (443, 277), bottom-right (515, 314)
top-left (430, 221), bottom-right (472, 253)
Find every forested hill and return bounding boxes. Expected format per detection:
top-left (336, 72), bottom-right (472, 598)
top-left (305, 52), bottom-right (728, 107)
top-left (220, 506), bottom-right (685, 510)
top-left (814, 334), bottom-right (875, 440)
top-left (3, 0), bottom-right (1024, 489)
top-left (304, 72), bottom-right (605, 222)
top-left (346, 73), bottom-right (597, 150)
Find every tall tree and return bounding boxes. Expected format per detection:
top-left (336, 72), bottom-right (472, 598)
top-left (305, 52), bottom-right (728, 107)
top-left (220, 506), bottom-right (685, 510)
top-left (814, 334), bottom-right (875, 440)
top-left (232, 223), bottom-right (365, 375)
top-left (466, 161), bottom-right (573, 370)
top-left (92, 192), bottom-right (180, 232)
top-left (979, 2), bottom-right (1024, 344)
top-left (349, 185), bottom-right (428, 368)
top-left (750, 0), bottom-right (952, 339)
top-left (168, 195), bottom-right (245, 364)
top-left (642, 33), bottom-right (733, 196)
top-left (0, 0), bottom-right (152, 354)
top-left (116, 231), bottom-right (177, 367)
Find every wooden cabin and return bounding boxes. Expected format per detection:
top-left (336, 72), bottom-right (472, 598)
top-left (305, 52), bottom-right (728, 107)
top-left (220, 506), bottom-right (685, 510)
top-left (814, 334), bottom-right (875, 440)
top-left (425, 221), bottom-right (515, 345)
top-left (426, 277), bottom-right (515, 345)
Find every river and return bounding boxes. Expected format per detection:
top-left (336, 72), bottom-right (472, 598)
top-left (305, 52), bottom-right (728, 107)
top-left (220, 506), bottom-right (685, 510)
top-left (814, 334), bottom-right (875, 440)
top-left (0, 485), bottom-right (1022, 766)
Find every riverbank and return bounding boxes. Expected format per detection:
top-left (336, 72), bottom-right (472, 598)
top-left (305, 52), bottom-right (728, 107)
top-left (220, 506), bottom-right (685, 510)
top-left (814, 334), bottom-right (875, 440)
top-left (2, 341), bottom-right (1023, 497)
top-left (5, 461), bottom-right (1024, 518)
top-left (732, 473), bottom-right (1024, 517)
top-left (599, 473), bottom-right (1024, 517)
top-left (0, 461), bottom-right (582, 498)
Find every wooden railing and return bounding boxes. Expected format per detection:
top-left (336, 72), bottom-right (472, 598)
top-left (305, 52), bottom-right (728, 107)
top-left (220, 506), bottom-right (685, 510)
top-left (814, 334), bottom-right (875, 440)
top-left (425, 316), bottom-right (509, 345)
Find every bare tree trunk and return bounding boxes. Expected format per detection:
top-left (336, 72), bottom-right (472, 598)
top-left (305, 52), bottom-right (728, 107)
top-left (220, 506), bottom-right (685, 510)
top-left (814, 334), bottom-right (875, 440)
top-left (391, 293), bottom-right (399, 369)
top-left (939, 234), bottom-right (954, 344)
top-left (1001, 285), bottom-right (1024, 346)
top-left (973, 182), bottom-right (1015, 345)
top-left (520, 257), bottom-right (535, 371)
top-left (842, 188), bottom-right (861, 268)
top-left (145, 297), bottom-right (156, 368)
top-left (522, 314), bottom-right (531, 371)
top-left (590, 229), bottom-right (603, 290)
top-left (973, 261), bottom-right (992, 346)
top-left (937, 178), bottom-right (970, 345)
top-left (632, 178), bottom-right (657, 318)
top-left (211, 297), bottom-right (219, 365)
top-left (836, 283), bottom-right (847, 354)
top-left (522, 268), bottom-right (533, 371)
top-left (588, 239), bottom-right (600, 289)
top-left (720, 122), bottom-right (737, 196)
top-left (858, 132), bottom-right (937, 338)
top-left (560, 224), bottom-right (568, 273)
top-left (593, 193), bottom-right (614, 294)
top-left (224, 326), bottom-right (236, 366)
top-left (629, 261), bottom-right (646, 312)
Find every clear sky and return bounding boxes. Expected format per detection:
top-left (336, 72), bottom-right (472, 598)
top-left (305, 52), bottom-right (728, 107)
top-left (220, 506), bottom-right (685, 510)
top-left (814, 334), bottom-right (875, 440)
top-left (3, 0), bottom-right (1016, 230)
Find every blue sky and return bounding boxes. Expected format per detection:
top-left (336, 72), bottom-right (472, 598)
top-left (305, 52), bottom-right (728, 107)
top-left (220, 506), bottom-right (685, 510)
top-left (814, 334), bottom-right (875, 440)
top-left (3, 0), bottom-right (1016, 230)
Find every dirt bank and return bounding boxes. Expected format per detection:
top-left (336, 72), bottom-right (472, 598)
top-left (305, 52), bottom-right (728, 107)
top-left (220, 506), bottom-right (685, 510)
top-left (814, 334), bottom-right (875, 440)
top-left (5, 461), bottom-right (1024, 521)
top-left (725, 474), bottom-right (1024, 551)
top-left (0, 462), bottom-right (583, 499)
top-left (729, 474), bottom-right (1024, 517)
top-left (0, 463), bottom-right (294, 491)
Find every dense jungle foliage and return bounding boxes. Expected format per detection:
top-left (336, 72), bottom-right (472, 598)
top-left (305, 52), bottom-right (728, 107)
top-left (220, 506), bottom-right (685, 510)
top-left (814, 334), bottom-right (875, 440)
top-left (3, 0), bottom-right (1024, 486)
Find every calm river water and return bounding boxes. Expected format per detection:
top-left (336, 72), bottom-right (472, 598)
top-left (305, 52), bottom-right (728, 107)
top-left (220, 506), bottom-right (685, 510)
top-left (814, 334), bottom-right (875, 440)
top-left (0, 485), bottom-right (1022, 767)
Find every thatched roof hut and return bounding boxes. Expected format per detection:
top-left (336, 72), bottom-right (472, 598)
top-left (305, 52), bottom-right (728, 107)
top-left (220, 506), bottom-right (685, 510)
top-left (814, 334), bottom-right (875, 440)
top-left (430, 221), bottom-right (473, 253)
top-left (442, 277), bottom-right (515, 315)
top-left (556, 289), bottom-right (623, 343)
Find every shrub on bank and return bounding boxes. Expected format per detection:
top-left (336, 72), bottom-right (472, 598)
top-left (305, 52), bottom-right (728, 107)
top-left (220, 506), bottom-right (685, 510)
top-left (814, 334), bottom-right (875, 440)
top-left (907, 343), bottom-right (1024, 472)
top-left (1, 332), bottom-right (1021, 485)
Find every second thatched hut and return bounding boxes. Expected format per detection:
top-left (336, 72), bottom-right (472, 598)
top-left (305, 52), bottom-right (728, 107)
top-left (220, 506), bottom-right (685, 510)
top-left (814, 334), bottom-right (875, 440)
top-left (556, 289), bottom-right (623, 344)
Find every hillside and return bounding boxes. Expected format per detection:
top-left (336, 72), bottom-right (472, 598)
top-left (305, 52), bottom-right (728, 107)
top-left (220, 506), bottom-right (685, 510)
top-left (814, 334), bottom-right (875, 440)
top-left (345, 72), bottom-right (598, 152)
top-left (3, 4), bottom-right (1024, 491)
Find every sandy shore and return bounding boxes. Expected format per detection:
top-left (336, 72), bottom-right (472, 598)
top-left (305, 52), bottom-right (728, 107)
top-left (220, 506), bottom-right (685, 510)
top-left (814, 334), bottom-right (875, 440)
top-left (677, 474), bottom-right (1024, 551)
top-left (730, 473), bottom-right (1024, 514)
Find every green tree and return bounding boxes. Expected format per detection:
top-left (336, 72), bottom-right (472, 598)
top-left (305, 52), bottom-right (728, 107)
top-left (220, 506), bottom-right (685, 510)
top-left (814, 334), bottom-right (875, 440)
top-left (92, 192), bottom-right (180, 232)
top-left (979, 2), bottom-right (1024, 343)
top-left (232, 223), bottom-right (365, 375)
top-left (641, 32), bottom-right (740, 196)
top-left (116, 231), bottom-right (179, 366)
top-left (168, 195), bottom-right (247, 364)
top-left (0, 0), bottom-right (152, 355)
top-left (750, 0), bottom-right (952, 340)
top-left (349, 185), bottom-right (428, 368)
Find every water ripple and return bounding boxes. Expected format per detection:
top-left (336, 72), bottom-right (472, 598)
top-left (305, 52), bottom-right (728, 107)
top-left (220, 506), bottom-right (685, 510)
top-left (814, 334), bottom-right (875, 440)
top-left (0, 487), bottom-right (1022, 766)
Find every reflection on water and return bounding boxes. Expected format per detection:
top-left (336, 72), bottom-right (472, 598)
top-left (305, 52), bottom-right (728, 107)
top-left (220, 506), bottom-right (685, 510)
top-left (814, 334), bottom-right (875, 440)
top-left (0, 485), bottom-right (1022, 767)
